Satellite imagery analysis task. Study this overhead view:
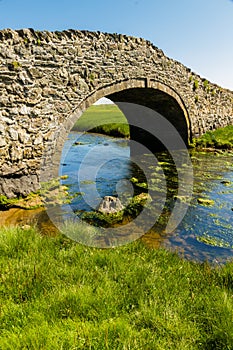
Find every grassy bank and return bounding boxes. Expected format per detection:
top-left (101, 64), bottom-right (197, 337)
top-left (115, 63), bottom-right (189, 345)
top-left (1, 227), bottom-right (233, 349)
top-left (192, 125), bottom-right (233, 150)
top-left (72, 104), bottom-right (130, 138)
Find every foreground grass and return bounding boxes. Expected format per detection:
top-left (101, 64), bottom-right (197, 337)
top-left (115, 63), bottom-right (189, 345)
top-left (193, 125), bottom-right (233, 149)
top-left (1, 227), bottom-right (233, 349)
top-left (72, 104), bottom-right (130, 138)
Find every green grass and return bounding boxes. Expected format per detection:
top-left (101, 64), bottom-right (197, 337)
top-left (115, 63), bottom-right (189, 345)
top-left (194, 125), bottom-right (233, 149)
top-left (1, 227), bottom-right (233, 349)
top-left (72, 104), bottom-right (130, 138)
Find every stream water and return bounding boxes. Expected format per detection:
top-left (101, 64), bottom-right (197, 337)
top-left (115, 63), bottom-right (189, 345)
top-left (1, 131), bottom-right (233, 263)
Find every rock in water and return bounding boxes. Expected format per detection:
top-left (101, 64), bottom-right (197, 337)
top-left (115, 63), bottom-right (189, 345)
top-left (97, 196), bottom-right (124, 214)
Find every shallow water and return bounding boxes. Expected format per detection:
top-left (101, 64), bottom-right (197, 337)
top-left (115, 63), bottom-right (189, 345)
top-left (1, 131), bottom-right (232, 263)
top-left (162, 151), bottom-right (233, 263)
top-left (59, 132), bottom-right (233, 263)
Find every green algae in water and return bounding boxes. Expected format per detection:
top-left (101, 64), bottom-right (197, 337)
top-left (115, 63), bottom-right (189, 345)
top-left (197, 198), bottom-right (215, 206)
top-left (197, 234), bottom-right (232, 248)
top-left (130, 177), bottom-right (139, 184)
top-left (135, 182), bottom-right (148, 189)
top-left (80, 180), bottom-right (95, 185)
top-left (221, 180), bottom-right (232, 186)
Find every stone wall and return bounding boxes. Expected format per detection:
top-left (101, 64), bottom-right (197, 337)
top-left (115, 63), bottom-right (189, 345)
top-left (0, 28), bottom-right (232, 198)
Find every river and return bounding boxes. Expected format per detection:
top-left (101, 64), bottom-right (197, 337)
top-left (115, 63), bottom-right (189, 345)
top-left (1, 131), bottom-right (233, 263)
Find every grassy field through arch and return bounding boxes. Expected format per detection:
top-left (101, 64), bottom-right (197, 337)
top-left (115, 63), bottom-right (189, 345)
top-left (72, 104), bottom-right (130, 138)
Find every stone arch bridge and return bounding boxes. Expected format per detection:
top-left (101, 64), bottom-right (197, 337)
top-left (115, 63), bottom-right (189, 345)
top-left (0, 28), bottom-right (232, 198)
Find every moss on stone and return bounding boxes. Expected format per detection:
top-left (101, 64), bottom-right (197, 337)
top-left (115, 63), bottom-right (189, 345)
top-left (0, 193), bottom-right (43, 210)
top-left (78, 192), bottom-right (151, 227)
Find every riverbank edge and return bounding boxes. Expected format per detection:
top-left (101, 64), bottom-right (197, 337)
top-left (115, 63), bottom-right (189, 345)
top-left (0, 176), bottom-right (71, 210)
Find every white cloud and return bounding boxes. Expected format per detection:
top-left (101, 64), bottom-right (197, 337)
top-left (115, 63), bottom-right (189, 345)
top-left (94, 97), bottom-right (113, 105)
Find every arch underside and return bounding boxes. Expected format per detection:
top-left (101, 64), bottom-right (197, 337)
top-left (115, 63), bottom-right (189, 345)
top-left (48, 78), bottom-right (190, 179)
top-left (107, 87), bottom-right (190, 153)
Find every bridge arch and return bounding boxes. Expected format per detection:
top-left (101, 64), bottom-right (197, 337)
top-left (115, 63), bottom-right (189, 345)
top-left (47, 78), bottom-right (191, 179)
top-left (1, 29), bottom-right (232, 199)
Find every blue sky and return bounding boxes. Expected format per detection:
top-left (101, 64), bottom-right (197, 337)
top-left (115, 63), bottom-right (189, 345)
top-left (0, 0), bottom-right (233, 90)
